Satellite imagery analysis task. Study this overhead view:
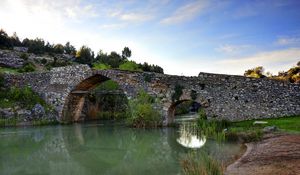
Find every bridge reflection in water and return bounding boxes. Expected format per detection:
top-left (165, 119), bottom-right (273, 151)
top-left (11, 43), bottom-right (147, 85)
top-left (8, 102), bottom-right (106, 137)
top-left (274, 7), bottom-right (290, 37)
top-left (176, 121), bottom-right (206, 149)
top-left (0, 119), bottom-right (244, 175)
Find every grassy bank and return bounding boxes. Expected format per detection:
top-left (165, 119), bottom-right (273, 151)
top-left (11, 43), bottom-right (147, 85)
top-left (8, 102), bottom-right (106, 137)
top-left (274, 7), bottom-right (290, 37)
top-left (229, 116), bottom-right (300, 133)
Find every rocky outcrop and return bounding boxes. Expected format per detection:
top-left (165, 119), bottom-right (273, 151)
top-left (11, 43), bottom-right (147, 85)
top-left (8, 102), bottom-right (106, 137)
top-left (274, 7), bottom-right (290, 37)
top-left (0, 103), bottom-right (58, 123)
top-left (0, 50), bottom-right (24, 68)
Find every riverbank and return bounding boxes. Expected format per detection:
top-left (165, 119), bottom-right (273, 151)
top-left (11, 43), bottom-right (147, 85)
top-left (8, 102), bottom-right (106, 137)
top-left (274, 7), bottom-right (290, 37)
top-left (226, 133), bottom-right (300, 175)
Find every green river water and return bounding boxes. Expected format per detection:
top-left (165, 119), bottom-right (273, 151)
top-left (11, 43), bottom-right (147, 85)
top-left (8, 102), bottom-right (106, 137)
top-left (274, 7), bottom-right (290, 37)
top-left (0, 119), bottom-right (243, 175)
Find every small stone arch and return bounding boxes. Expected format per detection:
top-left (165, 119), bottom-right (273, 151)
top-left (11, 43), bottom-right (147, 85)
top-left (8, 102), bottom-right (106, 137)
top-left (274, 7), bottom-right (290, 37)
top-left (61, 74), bottom-right (127, 122)
top-left (166, 99), bottom-right (199, 123)
top-left (166, 96), bottom-right (210, 124)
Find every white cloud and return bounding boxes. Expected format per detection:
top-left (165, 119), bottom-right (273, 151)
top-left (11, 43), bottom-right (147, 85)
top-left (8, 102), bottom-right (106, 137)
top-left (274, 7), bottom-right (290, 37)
top-left (99, 23), bottom-right (126, 30)
top-left (276, 36), bottom-right (300, 46)
top-left (160, 0), bottom-right (208, 25)
top-left (119, 13), bottom-right (154, 22)
top-left (215, 48), bottom-right (300, 75)
top-left (216, 44), bottom-right (252, 54)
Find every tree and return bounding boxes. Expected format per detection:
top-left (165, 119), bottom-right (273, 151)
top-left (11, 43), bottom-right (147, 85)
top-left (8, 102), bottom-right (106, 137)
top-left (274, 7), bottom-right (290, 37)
top-left (25, 38), bottom-right (45, 54)
top-left (122, 47), bottom-right (131, 59)
top-left (0, 29), bottom-right (12, 48)
top-left (76, 45), bottom-right (94, 65)
top-left (64, 42), bottom-right (76, 55)
top-left (297, 61), bottom-right (300, 67)
top-left (244, 66), bottom-right (266, 78)
top-left (11, 32), bottom-right (21, 46)
top-left (53, 44), bottom-right (64, 54)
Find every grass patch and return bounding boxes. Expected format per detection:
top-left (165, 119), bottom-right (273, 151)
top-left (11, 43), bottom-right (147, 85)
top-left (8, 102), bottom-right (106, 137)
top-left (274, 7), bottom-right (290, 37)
top-left (181, 152), bottom-right (224, 175)
top-left (229, 116), bottom-right (300, 133)
top-left (0, 67), bottom-right (20, 74)
top-left (0, 118), bottom-right (18, 127)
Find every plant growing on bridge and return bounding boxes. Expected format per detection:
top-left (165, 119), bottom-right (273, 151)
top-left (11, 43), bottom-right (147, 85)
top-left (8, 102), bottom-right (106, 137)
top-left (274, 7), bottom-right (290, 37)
top-left (172, 84), bottom-right (184, 102)
top-left (126, 90), bottom-right (161, 128)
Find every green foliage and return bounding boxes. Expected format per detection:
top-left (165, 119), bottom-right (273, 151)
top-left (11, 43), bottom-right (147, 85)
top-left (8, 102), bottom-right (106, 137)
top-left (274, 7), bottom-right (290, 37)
top-left (18, 63), bottom-right (36, 73)
top-left (126, 90), bottom-right (161, 128)
top-left (143, 73), bottom-right (153, 82)
top-left (0, 86), bottom-right (49, 110)
top-left (0, 118), bottom-right (17, 127)
top-left (175, 101), bottom-right (192, 115)
top-left (64, 42), bottom-right (76, 55)
top-left (244, 66), bottom-right (266, 78)
top-left (0, 67), bottom-right (19, 74)
top-left (139, 62), bottom-right (164, 74)
top-left (41, 58), bottom-right (47, 65)
top-left (119, 61), bottom-right (142, 71)
top-left (92, 62), bottom-right (111, 70)
top-left (0, 73), bottom-right (4, 88)
top-left (190, 90), bottom-right (197, 100)
top-left (76, 45), bottom-right (94, 65)
top-left (20, 53), bottom-right (29, 60)
top-left (198, 108), bottom-right (207, 120)
top-left (0, 29), bottom-right (13, 49)
top-left (181, 152), bottom-right (224, 175)
top-left (93, 80), bottom-right (120, 91)
top-left (23, 38), bottom-right (46, 54)
top-left (95, 51), bottom-right (126, 68)
top-left (122, 46), bottom-right (131, 59)
top-left (172, 84), bottom-right (184, 102)
top-left (53, 44), bottom-right (64, 54)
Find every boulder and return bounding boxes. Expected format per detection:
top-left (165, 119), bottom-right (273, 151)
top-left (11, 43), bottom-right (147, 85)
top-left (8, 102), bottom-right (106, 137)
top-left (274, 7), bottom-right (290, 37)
top-left (0, 108), bottom-right (15, 119)
top-left (263, 125), bottom-right (278, 133)
top-left (31, 104), bottom-right (46, 119)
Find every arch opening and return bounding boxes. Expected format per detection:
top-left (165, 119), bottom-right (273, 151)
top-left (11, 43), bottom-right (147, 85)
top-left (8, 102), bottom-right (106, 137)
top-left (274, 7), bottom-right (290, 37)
top-left (167, 100), bottom-right (201, 124)
top-left (62, 74), bottom-right (128, 122)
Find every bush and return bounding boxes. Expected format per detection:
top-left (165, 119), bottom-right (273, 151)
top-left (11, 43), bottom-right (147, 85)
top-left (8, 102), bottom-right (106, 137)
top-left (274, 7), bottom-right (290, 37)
top-left (41, 58), bottom-right (47, 65)
top-left (18, 63), bottom-right (36, 73)
top-left (172, 84), bottom-right (184, 102)
top-left (0, 86), bottom-right (49, 110)
top-left (126, 90), bottom-right (161, 128)
top-left (20, 53), bottom-right (29, 60)
top-left (92, 62), bottom-right (111, 70)
top-left (119, 61), bottom-right (142, 71)
top-left (0, 73), bottom-right (4, 88)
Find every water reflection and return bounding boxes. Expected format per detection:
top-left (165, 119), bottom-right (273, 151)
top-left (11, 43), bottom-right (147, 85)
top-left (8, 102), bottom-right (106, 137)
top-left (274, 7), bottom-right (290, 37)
top-left (0, 121), bottom-right (243, 175)
top-left (176, 122), bottom-right (206, 149)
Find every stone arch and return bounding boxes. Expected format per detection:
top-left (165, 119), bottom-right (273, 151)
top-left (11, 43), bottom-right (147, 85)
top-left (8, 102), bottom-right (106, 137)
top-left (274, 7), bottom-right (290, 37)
top-left (61, 74), bottom-right (127, 122)
top-left (166, 99), bottom-right (201, 123)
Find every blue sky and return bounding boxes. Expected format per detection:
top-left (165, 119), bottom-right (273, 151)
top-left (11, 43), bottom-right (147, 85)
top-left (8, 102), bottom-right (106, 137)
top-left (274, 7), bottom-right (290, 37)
top-left (1, 0), bottom-right (300, 75)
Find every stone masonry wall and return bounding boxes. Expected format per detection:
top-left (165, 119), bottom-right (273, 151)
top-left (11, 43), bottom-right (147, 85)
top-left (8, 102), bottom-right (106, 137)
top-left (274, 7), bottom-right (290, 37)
top-left (4, 64), bottom-right (300, 124)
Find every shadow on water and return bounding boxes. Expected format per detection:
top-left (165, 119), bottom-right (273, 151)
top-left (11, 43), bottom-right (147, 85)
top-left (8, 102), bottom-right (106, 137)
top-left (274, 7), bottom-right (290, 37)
top-left (0, 116), bottom-right (244, 175)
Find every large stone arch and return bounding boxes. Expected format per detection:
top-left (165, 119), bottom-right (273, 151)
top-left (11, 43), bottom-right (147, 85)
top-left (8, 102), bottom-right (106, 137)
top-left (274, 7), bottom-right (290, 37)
top-left (61, 74), bottom-right (130, 122)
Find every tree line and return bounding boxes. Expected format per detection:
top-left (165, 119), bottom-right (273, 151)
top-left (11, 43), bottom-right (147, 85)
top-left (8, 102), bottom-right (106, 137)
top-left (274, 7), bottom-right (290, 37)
top-left (0, 29), bottom-right (164, 74)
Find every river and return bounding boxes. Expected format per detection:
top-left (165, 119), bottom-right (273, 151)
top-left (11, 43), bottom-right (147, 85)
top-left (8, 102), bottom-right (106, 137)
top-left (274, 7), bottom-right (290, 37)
top-left (0, 117), bottom-right (243, 175)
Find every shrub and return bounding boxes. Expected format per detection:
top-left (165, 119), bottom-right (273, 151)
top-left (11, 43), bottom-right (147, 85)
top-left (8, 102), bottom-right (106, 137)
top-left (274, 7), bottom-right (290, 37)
top-left (41, 58), bottom-right (47, 65)
top-left (119, 61), bottom-right (142, 71)
top-left (92, 62), bottom-right (111, 70)
top-left (18, 63), bottom-right (36, 73)
top-left (172, 84), bottom-right (184, 102)
top-left (0, 73), bottom-right (4, 88)
top-left (20, 53), bottom-right (29, 60)
top-left (1, 86), bottom-right (49, 110)
top-left (126, 90), bottom-right (161, 128)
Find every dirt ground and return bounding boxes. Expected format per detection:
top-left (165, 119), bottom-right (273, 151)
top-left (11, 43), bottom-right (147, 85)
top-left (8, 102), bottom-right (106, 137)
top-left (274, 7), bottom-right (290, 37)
top-left (226, 134), bottom-right (300, 175)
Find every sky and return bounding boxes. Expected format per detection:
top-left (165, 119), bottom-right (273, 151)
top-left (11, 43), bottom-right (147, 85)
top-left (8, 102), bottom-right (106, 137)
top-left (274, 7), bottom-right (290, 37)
top-left (1, 0), bottom-right (300, 76)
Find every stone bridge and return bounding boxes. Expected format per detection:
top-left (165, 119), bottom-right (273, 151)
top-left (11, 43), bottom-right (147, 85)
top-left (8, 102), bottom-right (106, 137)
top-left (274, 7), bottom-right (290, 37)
top-left (5, 65), bottom-right (300, 125)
